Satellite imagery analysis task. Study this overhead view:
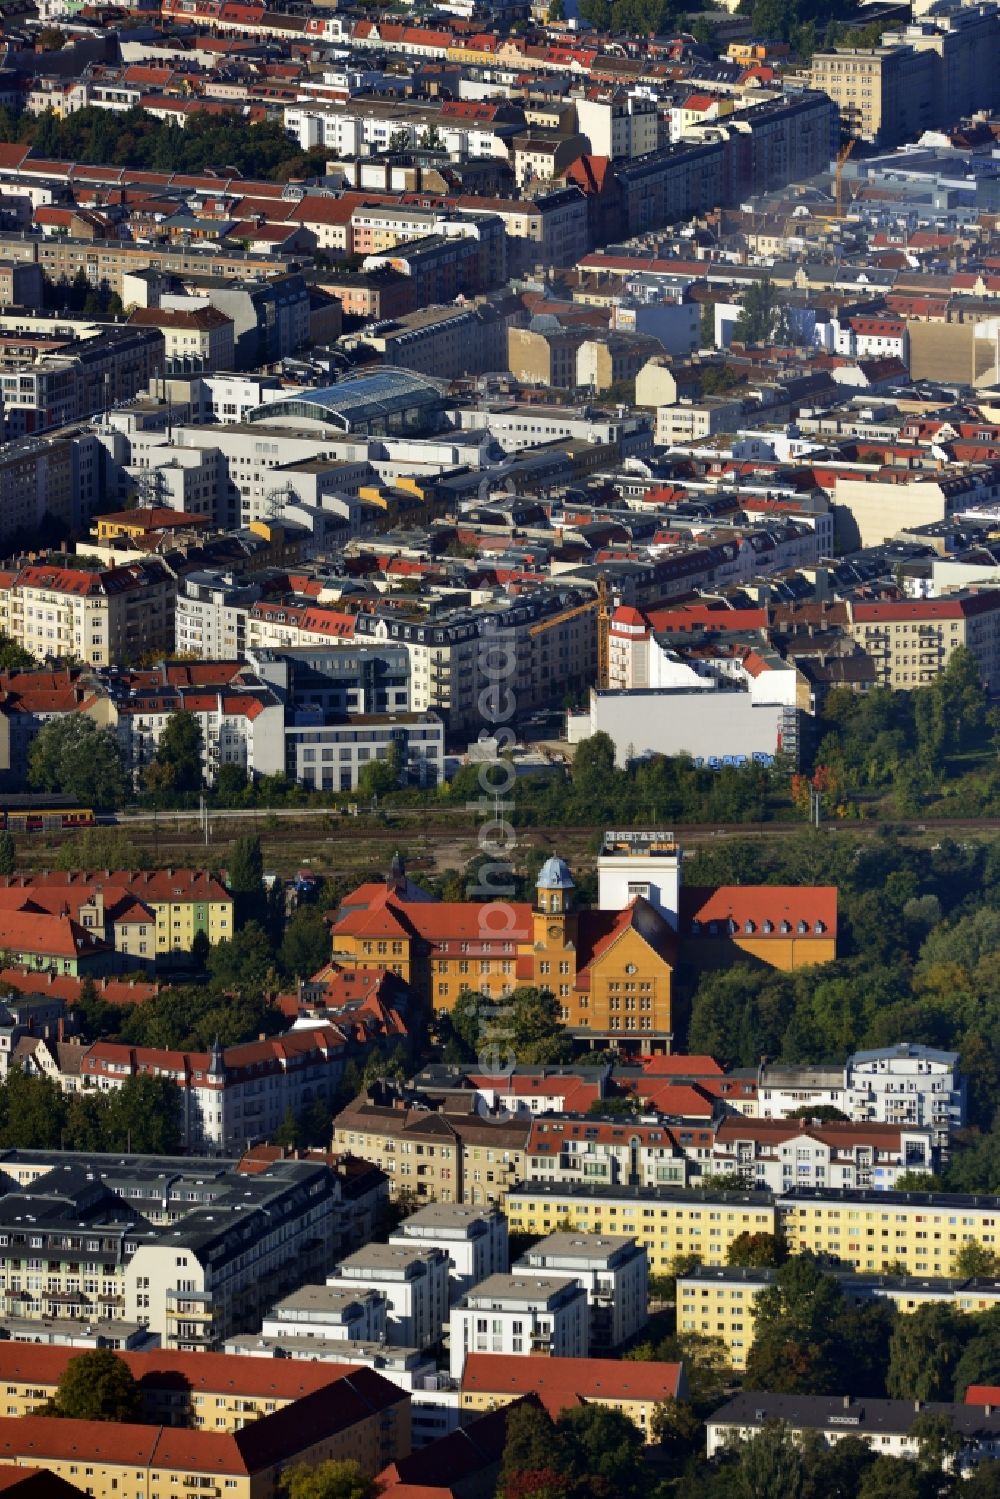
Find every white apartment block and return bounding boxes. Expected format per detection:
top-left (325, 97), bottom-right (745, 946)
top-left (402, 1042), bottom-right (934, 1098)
top-left (709, 1119), bottom-right (937, 1194)
top-left (757, 1045), bottom-right (967, 1149)
top-left (326, 1244), bottom-right (450, 1350)
top-left (260, 1285), bottom-right (388, 1343)
top-left (515, 1232), bottom-right (648, 1351)
top-left (390, 1203), bottom-right (509, 1301)
top-left (115, 685), bottom-right (286, 788)
top-left (574, 94), bottom-right (659, 160)
top-left (449, 1273), bottom-right (589, 1379)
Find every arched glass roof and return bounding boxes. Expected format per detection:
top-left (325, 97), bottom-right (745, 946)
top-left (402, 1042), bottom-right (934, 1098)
top-left (245, 368), bottom-right (447, 433)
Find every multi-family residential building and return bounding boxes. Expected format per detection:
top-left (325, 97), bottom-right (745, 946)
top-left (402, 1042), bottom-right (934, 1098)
top-left (0, 1366), bottom-right (409, 1499)
top-left (389, 1203), bottom-right (509, 1301)
top-left (845, 592), bottom-right (1000, 690)
top-left (0, 870), bottom-right (233, 961)
top-left (79, 1029), bottom-right (353, 1153)
top-left (755, 1045), bottom-right (967, 1148)
top-left (325, 1243), bottom-right (450, 1349)
top-left (460, 1353), bottom-right (686, 1440)
top-left (514, 1231), bottom-right (648, 1350)
top-left (780, 1186), bottom-right (1000, 1277)
top-left (449, 1272), bottom-right (589, 1378)
top-left (504, 1183), bottom-right (780, 1273)
top-left (525, 1116), bottom-right (692, 1190)
top-left (128, 306), bottom-right (235, 372)
top-left (260, 1285), bottom-right (388, 1344)
top-left (332, 1088), bottom-right (529, 1207)
top-left (0, 561), bottom-right (175, 669)
top-left (707, 1392), bottom-right (1000, 1467)
top-left (709, 1117), bottom-right (937, 1193)
top-left (678, 1264), bottom-right (1000, 1370)
top-left (0, 1151), bottom-right (378, 1350)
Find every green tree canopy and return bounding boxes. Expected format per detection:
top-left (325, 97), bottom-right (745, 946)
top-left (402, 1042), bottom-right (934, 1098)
top-left (49, 1350), bottom-right (141, 1422)
top-left (147, 710), bottom-right (203, 794)
top-left (278, 1460), bottom-right (375, 1499)
top-left (28, 716), bottom-right (128, 809)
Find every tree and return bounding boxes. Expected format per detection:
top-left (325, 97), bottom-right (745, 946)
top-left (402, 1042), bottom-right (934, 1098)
top-left (887, 1303), bottom-right (966, 1402)
top-left (957, 1242), bottom-right (1000, 1276)
top-left (726, 1232), bottom-right (788, 1268)
top-left (280, 905), bottom-right (330, 980)
top-left (274, 1106), bottom-right (300, 1149)
top-left (359, 743), bottom-right (403, 801)
top-left (786, 1105), bottom-right (850, 1123)
top-left (482, 986), bottom-right (574, 1065)
top-left (215, 762), bottom-right (249, 802)
top-left (227, 835), bottom-right (265, 926)
top-left (0, 634), bottom-right (34, 670)
top-left (148, 710), bottom-right (203, 793)
top-left (501, 1403), bottom-right (567, 1482)
top-left (278, 1461), bottom-right (375, 1499)
top-left (207, 922), bottom-right (278, 996)
top-left (28, 716), bottom-right (128, 810)
top-left (893, 1170), bottom-right (943, 1192)
top-left (106, 1074), bottom-right (182, 1154)
top-left (557, 1404), bottom-right (645, 1496)
top-left (49, 1350), bottom-right (141, 1422)
top-left (732, 278), bottom-right (786, 346)
top-left (0, 831), bottom-right (15, 875)
top-left (729, 1422), bottom-right (805, 1499)
top-left (650, 1397), bottom-right (701, 1455)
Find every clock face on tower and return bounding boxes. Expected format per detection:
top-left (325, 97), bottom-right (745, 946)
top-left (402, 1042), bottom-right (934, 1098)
top-left (548, 925), bottom-right (562, 939)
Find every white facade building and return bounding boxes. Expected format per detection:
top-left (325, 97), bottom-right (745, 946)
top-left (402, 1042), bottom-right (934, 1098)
top-left (390, 1203), bottom-right (509, 1302)
top-left (757, 1046), bottom-right (967, 1149)
top-left (449, 1272), bottom-right (589, 1378)
top-left (515, 1233), bottom-right (648, 1351)
top-left (597, 829), bottom-right (682, 929)
top-left (326, 1244), bottom-right (450, 1350)
top-left (260, 1285), bottom-right (387, 1343)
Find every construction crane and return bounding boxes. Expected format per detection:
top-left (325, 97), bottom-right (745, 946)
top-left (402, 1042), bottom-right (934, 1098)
top-left (597, 575), bottom-right (610, 690)
top-left (527, 600), bottom-right (598, 637)
top-left (835, 137), bottom-right (856, 220)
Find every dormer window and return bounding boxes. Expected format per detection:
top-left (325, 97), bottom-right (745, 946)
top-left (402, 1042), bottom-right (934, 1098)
top-left (763, 920), bottom-right (774, 934)
top-left (815, 920), bottom-right (826, 934)
top-left (780, 920), bottom-right (791, 934)
top-left (798, 920), bottom-right (808, 934)
top-left (744, 920), bottom-right (755, 934)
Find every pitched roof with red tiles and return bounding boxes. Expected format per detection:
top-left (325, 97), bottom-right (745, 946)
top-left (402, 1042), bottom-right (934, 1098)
top-left (682, 884), bottom-right (837, 937)
top-left (461, 1354), bottom-right (684, 1414)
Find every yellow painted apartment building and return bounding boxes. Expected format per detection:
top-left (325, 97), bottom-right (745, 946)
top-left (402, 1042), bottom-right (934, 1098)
top-left (503, 1183), bottom-right (779, 1271)
top-left (0, 1363), bottom-right (409, 1499)
top-left (0, 870), bottom-right (234, 958)
top-left (678, 1263), bottom-right (1000, 1370)
top-left (507, 1184), bottom-right (1000, 1279)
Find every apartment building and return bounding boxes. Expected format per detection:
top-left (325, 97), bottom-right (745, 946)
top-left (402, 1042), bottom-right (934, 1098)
top-left (0, 869), bottom-right (233, 959)
top-left (0, 1345), bottom-right (387, 1430)
top-left (756, 1044), bottom-right (966, 1148)
top-left (780, 1186), bottom-right (1000, 1277)
top-left (525, 1117), bottom-right (692, 1191)
top-left (351, 588), bottom-right (598, 734)
top-left (260, 1285), bottom-right (388, 1344)
top-left (460, 1353), bottom-right (686, 1440)
top-left (325, 1243), bottom-right (450, 1349)
top-left (707, 1392), bottom-right (1000, 1466)
top-left (449, 1273), bottom-right (589, 1378)
top-left (574, 93), bottom-right (659, 161)
top-left (0, 561), bottom-right (175, 669)
top-left (710, 1117), bottom-right (937, 1193)
top-left (128, 306), bottom-right (236, 372)
top-left (0, 1152), bottom-right (371, 1350)
top-left (80, 1028), bottom-right (357, 1153)
top-left (115, 677), bottom-right (286, 789)
top-left (515, 1232), bottom-right (648, 1350)
top-left (846, 592), bottom-right (1000, 690)
top-left (678, 1264), bottom-right (1000, 1370)
top-left (285, 711), bottom-right (445, 791)
top-left (346, 304), bottom-right (508, 381)
top-left (0, 1367), bottom-right (409, 1499)
top-left (389, 1202), bottom-right (509, 1300)
top-left (0, 431), bottom-right (105, 547)
top-left (332, 1090), bottom-right (529, 1207)
top-left (0, 323), bottom-right (164, 440)
top-left (504, 1183), bottom-right (779, 1272)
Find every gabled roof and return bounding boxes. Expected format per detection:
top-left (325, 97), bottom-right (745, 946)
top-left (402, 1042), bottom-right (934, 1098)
top-left (460, 1354), bottom-right (684, 1414)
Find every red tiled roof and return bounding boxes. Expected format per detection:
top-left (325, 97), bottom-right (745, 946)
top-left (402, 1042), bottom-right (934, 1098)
top-left (682, 884), bottom-right (837, 937)
top-left (461, 1354), bottom-right (684, 1414)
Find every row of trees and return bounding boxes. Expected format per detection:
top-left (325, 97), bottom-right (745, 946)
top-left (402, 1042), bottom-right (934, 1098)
top-left (0, 1068), bottom-right (180, 1154)
top-left (0, 105), bottom-right (327, 182)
